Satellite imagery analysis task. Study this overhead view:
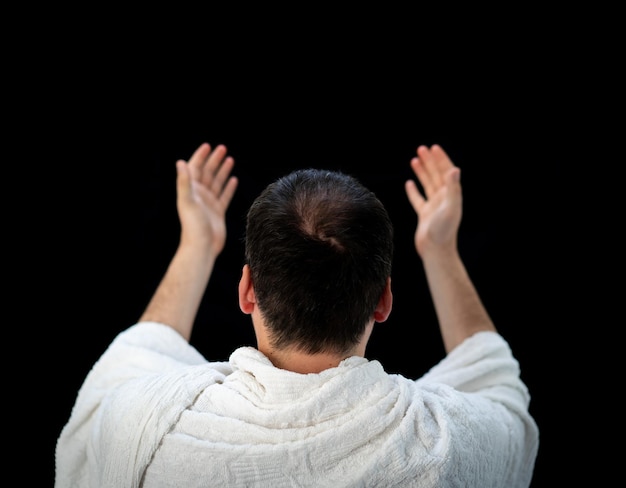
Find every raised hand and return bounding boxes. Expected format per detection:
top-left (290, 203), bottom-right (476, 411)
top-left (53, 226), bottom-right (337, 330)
top-left (175, 143), bottom-right (239, 257)
top-left (404, 144), bottom-right (462, 257)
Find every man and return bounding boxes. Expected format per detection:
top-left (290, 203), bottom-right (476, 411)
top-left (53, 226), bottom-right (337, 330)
top-left (55, 142), bottom-right (539, 487)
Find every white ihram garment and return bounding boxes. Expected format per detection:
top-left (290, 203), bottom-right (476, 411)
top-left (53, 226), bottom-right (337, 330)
top-left (55, 322), bottom-right (539, 487)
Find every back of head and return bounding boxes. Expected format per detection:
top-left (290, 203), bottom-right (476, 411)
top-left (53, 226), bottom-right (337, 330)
top-left (245, 168), bottom-right (394, 355)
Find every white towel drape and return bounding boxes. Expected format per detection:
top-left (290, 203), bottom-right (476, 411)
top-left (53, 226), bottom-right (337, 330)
top-left (55, 322), bottom-right (538, 487)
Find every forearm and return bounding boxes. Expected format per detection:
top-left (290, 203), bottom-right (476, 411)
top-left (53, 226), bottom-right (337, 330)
top-left (139, 242), bottom-right (216, 341)
top-left (422, 249), bottom-right (497, 354)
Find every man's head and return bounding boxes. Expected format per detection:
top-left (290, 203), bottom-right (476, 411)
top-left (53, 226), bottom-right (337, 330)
top-left (240, 168), bottom-right (394, 356)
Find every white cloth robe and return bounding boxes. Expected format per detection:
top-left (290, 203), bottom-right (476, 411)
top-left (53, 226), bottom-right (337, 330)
top-left (55, 322), bottom-right (539, 487)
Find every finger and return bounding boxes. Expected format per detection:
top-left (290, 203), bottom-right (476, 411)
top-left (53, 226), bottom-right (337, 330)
top-left (416, 145), bottom-right (442, 193)
top-left (219, 176), bottom-right (239, 209)
top-left (405, 179), bottom-right (425, 213)
top-left (201, 144), bottom-right (228, 188)
top-left (188, 143), bottom-right (212, 182)
top-left (212, 156), bottom-right (235, 196)
top-left (430, 144), bottom-right (456, 180)
top-left (175, 160), bottom-right (193, 204)
top-left (409, 155), bottom-right (432, 198)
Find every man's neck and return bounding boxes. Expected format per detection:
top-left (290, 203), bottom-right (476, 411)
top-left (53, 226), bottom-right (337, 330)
top-left (259, 346), bottom-right (360, 374)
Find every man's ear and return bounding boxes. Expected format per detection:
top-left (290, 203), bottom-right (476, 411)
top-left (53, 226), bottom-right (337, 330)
top-left (373, 277), bottom-right (393, 323)
top-left (238, 264), bottom-right (256, 314)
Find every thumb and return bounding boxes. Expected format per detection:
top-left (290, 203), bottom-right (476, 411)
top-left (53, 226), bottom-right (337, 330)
top-left (176, 160), bottom-right (193, 204)
top-left (447, 167), bottom-right (461, 184)
top-left (445, 167), bottom-right (462, 204)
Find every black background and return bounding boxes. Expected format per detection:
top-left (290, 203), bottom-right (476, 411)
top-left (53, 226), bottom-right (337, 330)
top-left (44, 102), bottom-right (567, 487)
top-left (27, 33), bottom-right (592, 486)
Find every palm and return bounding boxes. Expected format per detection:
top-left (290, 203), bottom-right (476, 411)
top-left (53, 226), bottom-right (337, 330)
top-left (414, 182), bottom-right (461, 252)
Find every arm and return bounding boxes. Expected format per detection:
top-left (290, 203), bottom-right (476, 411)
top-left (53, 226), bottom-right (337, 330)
top-left (139, 142), bottom-right (238, 341)
top-left (405, 144), bottom-right (496, 353)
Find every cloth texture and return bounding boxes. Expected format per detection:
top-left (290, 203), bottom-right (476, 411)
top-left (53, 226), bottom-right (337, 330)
top-left (55, 322), bottom-right (538, 487)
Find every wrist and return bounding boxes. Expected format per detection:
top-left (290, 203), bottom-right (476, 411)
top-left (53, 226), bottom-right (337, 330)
top-left (178, 235), bottom-right (221, 261)
top-left (418, 242), bottom-right (459, 263)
